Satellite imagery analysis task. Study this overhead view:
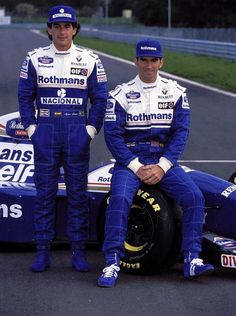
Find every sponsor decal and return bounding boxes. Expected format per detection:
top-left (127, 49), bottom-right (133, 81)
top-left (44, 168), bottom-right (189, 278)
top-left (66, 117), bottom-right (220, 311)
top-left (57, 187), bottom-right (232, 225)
top-left (15, 130), bottom-right (28, 136)
top-left (70, 68), bottom-right (88, 76)
top-left (21, 57), bottom-right (29, 73)
top-left (221, 185), bottom-right (236, 198)
top-left (140, 46), bottom-right (156, 51)
top-left (38, 56), bottom-right (53, 64)
top-left (71, 62), bottom-right (87, 67)
top-left (136, 189), bottom-right (160, 212)
top-left (105, 114), bottom-right (116, 121)
top-left (8, 120), bottom-right (24, 130)
top-left (126, 112), bottom-right (172, 122)
top-left (213, 236), bottom-right (236, 249)
top-left (0, 163), bottom-right (34, 182)
top-left (97, 74), bottom-right (107, 82)
top-left (97, 176), bottom-right (111, 183)
top-left (126, 91), bottom-right (141, 99)
top-left (6, 118), bottom-right (28, 137)
top-left (0, 146), bottom-right (33, 164)
top-left (106, 99), bottom-right (116, 114)
top-left (120, 260), bottom-right (140, 269)
top-left (158, 102), bottom-right (174, 109)
top-left (38, 75), bottom-right (85, 86)
top-left (41, 88), bottom-right (83, 105)
top-left (0, 204), bottom-right (22, 218)
top-left (20, 71), bottom-right (28, 79)
top-left (161, 87), bottom-right (168, 95)
top-left (97, 59), bottom-right (104, 70)
top-left (182, 94), bottom-right (190, 109)
top-left (143, 85), bottom-right (156, 90)
top-left (221, 254), bottom-right (236, 268)
top-left (158, 95), bottom-right (174, 99)
top-left (39, 109), bottom-right (50, 117)
top-left (76, 56), bottom-right (82, 63)
top-left (38, 65), bottom-right (54, 69)
top-left (0, 143), bottom-right (34, 182)
top-left (52, 8), bottom-right (72, 19)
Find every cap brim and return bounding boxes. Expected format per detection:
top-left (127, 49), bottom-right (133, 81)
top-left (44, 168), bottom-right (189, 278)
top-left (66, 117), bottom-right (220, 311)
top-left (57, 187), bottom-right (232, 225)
top-left (136, 53), bottom-right (162, 58)
top-left (48, 18), bottom-right (76, 23)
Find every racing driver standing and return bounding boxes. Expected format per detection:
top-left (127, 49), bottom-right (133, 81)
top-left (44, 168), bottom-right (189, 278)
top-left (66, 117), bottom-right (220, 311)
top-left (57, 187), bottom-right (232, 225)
top-left (18, 5), bottom-right (108, 272)
top-left (98, 39), bottom-right (214, 287)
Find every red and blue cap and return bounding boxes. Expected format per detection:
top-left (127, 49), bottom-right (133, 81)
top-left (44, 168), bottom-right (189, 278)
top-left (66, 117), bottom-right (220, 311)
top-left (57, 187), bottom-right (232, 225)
top-left (47, 5), bottom-right (77, 24)
top-left (136, 39), bottom-right (163, 58)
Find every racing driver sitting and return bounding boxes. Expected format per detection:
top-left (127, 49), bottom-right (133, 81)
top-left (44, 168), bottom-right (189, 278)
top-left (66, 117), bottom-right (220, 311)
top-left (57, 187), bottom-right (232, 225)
top-left (98, 39), bottom-right (214, 287)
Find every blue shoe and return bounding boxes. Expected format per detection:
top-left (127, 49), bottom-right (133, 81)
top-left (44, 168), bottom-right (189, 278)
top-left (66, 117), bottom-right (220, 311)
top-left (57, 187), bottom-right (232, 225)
top-left (72, 250), bottom-right (90, 272)
top-left (31, 243), bottom-right (51, 272)
top-left (184, 258), bottom-right (214, 278)
top-left (98, 264), bottom-right (120, 287)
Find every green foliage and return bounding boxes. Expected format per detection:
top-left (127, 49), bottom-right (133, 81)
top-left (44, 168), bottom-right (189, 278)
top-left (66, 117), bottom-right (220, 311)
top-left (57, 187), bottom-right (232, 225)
top-left (75, 35), bottom-right (236, 93)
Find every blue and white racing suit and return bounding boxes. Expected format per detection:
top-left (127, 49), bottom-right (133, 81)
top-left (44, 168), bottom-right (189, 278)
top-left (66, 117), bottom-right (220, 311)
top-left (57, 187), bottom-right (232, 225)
top-left (18, 43), bottom-right (108, 243)
top-left (103, 75), bottom-right (204, 261)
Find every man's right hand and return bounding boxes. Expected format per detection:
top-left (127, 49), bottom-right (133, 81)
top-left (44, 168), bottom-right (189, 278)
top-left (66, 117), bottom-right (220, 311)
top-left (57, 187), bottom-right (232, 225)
top-left (26, 124), bottom-right (37, 138)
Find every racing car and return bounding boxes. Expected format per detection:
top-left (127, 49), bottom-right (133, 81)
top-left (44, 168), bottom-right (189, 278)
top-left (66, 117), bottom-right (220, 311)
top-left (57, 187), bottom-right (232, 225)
top-left (1, 112), bottom-right (236, 273)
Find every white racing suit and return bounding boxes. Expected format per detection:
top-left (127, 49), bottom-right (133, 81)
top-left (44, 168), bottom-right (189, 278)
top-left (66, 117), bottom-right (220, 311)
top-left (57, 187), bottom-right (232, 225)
top-left (103, 75), bottom-right (205, 261)
top-left (18, 43), bottom-right (108, 243)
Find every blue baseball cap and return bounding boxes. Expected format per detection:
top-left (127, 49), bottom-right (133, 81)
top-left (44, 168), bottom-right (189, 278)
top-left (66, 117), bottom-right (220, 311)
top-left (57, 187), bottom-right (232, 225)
top-left (47, 5), bottom-right (77, 24)
top-left (136, 39), bottom-right (163, 58)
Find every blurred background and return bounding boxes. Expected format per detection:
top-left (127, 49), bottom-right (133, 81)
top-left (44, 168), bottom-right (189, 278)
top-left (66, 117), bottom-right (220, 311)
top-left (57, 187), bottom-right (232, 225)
top-left (0, 0), bottom-right (236, 42)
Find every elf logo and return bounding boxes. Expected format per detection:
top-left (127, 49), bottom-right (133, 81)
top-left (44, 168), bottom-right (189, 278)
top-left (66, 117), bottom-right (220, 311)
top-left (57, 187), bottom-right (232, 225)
top-left (0, 204), bottom-right (22, 218)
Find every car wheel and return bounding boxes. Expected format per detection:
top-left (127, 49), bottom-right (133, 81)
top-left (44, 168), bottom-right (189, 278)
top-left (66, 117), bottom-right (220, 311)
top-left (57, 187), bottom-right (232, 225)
top-left (97, 184), bottom-right (181, 274)
top-left (228, 171), bottom-right (236, 184)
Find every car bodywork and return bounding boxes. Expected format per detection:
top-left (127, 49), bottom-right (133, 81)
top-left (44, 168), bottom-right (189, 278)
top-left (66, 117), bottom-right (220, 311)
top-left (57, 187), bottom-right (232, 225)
top-left (1, 112), bottom-right (236, 271)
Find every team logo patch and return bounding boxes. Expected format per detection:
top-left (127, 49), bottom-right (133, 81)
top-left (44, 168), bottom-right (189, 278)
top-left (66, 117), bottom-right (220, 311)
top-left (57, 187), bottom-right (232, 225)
top-left (126, 91), bottom-right (141, 99)
top-left (38, 56), bottom-right (54, 64)
top-left (76, 55), bottom-right (82, 62)
top-left (106, 99), bottom-right (116, 114)
top-left (161, 87), bottom-right (168, 95)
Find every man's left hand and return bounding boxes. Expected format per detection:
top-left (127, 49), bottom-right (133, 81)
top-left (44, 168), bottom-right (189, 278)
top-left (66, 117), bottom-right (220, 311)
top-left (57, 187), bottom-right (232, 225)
top-left (141, 164), bottom-right (165, 185)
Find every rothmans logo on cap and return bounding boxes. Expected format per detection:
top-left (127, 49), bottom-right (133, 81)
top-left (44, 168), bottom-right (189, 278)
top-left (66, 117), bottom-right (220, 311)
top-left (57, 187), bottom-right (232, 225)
top-left (52, 8), bottom-right (72, 19)
top-left (140, 46), bottom-right (157, 51)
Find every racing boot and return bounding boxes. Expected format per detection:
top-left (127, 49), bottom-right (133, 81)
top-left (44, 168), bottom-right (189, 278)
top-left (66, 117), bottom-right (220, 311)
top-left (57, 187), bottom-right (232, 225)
top-left (184, 253), bottom-right (214, 278)
top-left (31, 241), bottom-right (51, 272)
top-left (98, 253), bottom-right (120, 288)
top-left (71, 242), bottom-right (90, 272)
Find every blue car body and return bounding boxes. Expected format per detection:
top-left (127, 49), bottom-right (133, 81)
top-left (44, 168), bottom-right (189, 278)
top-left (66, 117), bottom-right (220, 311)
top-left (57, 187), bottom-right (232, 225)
top-left (1, 112), bottom-right (236, 270)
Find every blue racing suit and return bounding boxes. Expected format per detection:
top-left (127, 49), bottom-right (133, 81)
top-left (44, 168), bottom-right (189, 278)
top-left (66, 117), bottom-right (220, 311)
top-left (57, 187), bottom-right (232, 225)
top-left (18, 43), bottom-right (108, 243)
top-left (103, 75), bottom-right (204, 261)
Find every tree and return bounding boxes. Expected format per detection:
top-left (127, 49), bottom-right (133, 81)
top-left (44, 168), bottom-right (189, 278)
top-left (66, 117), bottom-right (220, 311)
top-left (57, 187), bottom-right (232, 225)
top-left (15, 3), bottom-right (36, 18)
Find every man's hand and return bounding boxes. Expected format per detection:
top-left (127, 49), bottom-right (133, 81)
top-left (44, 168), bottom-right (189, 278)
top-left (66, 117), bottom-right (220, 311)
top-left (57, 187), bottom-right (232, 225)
top-left (136, 164), bottom-right (165, 185)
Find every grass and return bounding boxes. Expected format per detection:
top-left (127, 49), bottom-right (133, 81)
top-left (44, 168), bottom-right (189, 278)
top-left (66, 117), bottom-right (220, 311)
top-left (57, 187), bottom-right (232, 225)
top-left (74, 36), bottom-right (236, 93)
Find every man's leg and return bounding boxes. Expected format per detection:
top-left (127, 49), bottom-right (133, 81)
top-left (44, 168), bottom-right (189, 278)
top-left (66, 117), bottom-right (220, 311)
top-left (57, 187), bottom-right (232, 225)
top-left (31, 123), bottom-right (60, 272)
top-left (159, 165), bottom-right (214, 278)
top-left (64, 124), bottom-right (91, 272)
top-left (98, 164), bottom-right (141, 287)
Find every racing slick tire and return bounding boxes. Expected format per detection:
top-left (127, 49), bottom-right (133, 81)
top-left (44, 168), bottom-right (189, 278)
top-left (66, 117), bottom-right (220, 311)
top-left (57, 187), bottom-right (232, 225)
top-left (228, 171), bottom-right (236, 184)
top-left (96, 184), bottom-right (181, 274)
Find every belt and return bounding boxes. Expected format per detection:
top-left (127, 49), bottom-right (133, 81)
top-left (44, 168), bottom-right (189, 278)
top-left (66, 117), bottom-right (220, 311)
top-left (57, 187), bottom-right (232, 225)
top-left (39, 109), bottom-right (85, 118)
top-left (126, 141), bottom-right (164, 147)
